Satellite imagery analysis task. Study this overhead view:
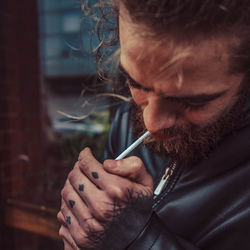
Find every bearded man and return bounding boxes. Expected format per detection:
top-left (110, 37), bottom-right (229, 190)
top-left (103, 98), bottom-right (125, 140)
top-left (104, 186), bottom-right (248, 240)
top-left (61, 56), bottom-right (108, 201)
top-left (57, 1), bottom-right (250, 249)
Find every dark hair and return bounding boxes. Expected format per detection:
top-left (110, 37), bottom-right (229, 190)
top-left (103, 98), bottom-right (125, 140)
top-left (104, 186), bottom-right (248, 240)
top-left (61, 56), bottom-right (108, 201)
top-left (119, 1), bottom-right (250, 35)
top-left (83, 0), bottom-right (250, 84)
top-left (119, 0), bottom-right (250, 76)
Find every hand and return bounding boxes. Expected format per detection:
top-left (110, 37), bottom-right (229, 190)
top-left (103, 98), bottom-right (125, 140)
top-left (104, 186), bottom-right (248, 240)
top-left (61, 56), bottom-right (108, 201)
top-left (57, 147), bottom-right (153, 249)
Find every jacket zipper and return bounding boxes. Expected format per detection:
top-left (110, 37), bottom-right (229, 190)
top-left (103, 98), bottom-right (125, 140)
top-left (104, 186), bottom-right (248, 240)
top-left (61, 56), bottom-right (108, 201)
top-left (126, 161), bottom-right (180, 249)
top-left (153, 160), bottom-right (181, 209)
top-left (153, 161), bottom-right (177, 197)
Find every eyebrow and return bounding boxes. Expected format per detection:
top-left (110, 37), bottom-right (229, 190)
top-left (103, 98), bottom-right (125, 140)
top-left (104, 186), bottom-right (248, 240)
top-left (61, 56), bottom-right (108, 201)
top-left (119, 63), bottom-right (153, 92)
top-left (118, 62), bottom-right (228, 103)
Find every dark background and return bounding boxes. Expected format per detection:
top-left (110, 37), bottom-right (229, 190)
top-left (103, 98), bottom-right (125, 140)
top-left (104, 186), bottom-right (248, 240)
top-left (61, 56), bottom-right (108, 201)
top-left (0, 0), bottom-right (116, 249)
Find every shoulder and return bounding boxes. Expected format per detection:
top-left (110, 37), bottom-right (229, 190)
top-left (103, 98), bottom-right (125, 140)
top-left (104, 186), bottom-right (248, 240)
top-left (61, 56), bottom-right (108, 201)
top-left (104, 102), bottom-right (134, 159)
top-left (112, 101), bottom-right (132, 132)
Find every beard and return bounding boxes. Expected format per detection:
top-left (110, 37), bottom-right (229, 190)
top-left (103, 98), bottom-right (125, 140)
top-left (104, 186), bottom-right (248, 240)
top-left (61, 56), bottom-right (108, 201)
top-left (131, 90), bottom-right (248, 165)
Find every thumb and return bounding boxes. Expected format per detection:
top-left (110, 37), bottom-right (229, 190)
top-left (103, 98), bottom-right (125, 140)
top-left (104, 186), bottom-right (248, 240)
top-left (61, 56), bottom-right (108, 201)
top-left (103, 156), bottom-right (153, 190)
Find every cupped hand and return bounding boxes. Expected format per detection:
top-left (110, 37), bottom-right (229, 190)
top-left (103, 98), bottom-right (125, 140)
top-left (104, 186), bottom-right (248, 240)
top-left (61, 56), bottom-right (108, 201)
top-left (57, 147), bottom-right (153, 249)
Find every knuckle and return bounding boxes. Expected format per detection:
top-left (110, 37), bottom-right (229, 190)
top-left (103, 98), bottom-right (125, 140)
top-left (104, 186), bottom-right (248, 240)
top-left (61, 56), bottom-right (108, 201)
top-left (129, 156), bottom-right (144, 170)
top-left (78, 156), bottom-right (91, 173)
top-left (58, 226), bottom-right (65, 238)
top-left (145, 186), bottom-right (154, 195)
top-left (85, 218), bottom-right (102, 232)
top-left (126, 157), bottom-right (147, 181)
top-left (57, 211), bottom-right (63, 222)
top-left (68, 169), bottom-right (78, 183)
top-left (78, 147), bottom-right (91, 161)
top-left (74, 230), bottom-right (87, 247)
top-left (92, 206), bottom-right (105, 221)
top-left (61, 187), bottom-right (70, 201)
top-left (107, 185), bottom-right (126, 200)
top-left (60, 203), bottom-right (68, 215)
top-left (91, 202), bottom-right (111, 221)
top-left (60, 187), bottom-right (65, 198)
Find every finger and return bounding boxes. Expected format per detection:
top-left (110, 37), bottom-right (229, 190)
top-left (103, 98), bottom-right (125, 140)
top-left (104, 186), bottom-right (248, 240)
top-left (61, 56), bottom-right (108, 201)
top-left (60, 200), bottom-right (92, 248)
top-left (71, 162), bottom-right (140, 204)
top-left (57, 211), bottom-right (68, 228)
top-left (78, 148), bottom-right (142, 198)
top-left (78, 150), bottom-right (152, 200)
top-left (61, 180), bottom-right (104, 230)
top-left (78, 149), bottom-right (152, 203)
top-left (68, 165), bottom-right (110, 204)
top-left (63, 240), bottom-right (76, 250)
top-left (103, 157), bottom-right (153, 190)
top-left (68, 163), bottom-right (104, 201)
top-left (59, 225), bottom-right (79, 250)
top-left (78, 148), bottom-right (117, 190)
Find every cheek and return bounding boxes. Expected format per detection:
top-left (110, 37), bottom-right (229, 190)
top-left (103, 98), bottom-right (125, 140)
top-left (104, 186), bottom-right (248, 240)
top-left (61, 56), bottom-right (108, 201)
top-left (185, 101), bottom-right (230, 126)
top-left (185, 110), bottom-right (218, 126)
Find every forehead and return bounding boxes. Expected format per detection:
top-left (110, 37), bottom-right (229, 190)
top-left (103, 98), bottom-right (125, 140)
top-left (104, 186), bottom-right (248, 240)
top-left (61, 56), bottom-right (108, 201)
top-left (119, 9), bottom-right (242, 95)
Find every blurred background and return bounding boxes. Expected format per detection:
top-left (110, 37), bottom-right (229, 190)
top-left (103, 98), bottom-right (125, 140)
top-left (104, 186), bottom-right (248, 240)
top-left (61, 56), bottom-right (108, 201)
top-left (0, 0), bottom-right (122, 249)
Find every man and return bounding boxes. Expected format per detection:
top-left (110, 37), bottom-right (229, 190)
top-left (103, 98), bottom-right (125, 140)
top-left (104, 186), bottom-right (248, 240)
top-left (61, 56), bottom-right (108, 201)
top-left (57, 1), bottom-right (250, 249)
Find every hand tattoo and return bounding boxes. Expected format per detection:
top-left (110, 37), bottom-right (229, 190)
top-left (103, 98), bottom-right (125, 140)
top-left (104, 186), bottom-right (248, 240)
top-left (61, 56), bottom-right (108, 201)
top-left (66, 216), bottom-right (71, 225)
top-left (91, 172), bottom-right (99, 179)
top-left (79, 184), bottom-right (84, 191)
top-left (69, 200), bottom-right (75, 208)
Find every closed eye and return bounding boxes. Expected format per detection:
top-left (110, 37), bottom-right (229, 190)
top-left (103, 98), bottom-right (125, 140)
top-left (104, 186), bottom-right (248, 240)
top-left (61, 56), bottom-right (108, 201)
top-left (182, 102), bottom-right (208, 111)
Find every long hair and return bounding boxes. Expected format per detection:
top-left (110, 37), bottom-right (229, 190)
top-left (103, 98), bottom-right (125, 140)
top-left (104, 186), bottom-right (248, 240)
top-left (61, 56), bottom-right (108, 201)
top-left (82, 0), bottom-right (250, 88)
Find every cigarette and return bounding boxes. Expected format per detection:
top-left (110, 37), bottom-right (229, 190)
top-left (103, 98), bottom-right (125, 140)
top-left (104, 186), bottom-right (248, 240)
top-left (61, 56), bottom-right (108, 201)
top-left (115, 131), bottom-right (151, 160)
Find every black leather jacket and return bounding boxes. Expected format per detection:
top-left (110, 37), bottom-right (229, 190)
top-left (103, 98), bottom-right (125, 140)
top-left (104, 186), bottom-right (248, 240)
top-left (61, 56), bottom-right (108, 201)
top-left (104, 103), bottom-right (250, 250)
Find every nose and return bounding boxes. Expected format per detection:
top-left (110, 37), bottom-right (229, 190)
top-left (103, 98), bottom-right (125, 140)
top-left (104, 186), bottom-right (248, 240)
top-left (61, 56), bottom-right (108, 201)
top-left (143, 97), bottom-right (177, 133)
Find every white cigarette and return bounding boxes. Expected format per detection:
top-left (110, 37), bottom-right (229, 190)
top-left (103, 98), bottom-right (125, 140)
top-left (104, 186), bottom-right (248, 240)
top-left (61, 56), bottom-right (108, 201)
top-left (115, 131), bottom-right (151, 160)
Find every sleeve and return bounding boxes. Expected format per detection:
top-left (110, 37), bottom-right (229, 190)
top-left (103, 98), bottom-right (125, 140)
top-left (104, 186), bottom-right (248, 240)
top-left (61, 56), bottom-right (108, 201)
top-left (88, 196), bottom-right (199, 250)
top-left (102, 104), bottom-right (199, 249)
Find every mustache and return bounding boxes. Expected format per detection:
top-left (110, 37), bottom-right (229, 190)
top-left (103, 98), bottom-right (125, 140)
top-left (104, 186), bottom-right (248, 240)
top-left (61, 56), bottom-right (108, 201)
top-left (157, 127), bottom-right (190, 137)
top-left (157, 122), bottom-right (200, 137)
top-left (144, 125), bottom-right (195, 144)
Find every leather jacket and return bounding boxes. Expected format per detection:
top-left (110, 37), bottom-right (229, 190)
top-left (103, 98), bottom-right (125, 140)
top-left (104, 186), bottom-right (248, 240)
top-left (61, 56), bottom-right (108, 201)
top-left (103, 103), bottom-right (250, 250)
